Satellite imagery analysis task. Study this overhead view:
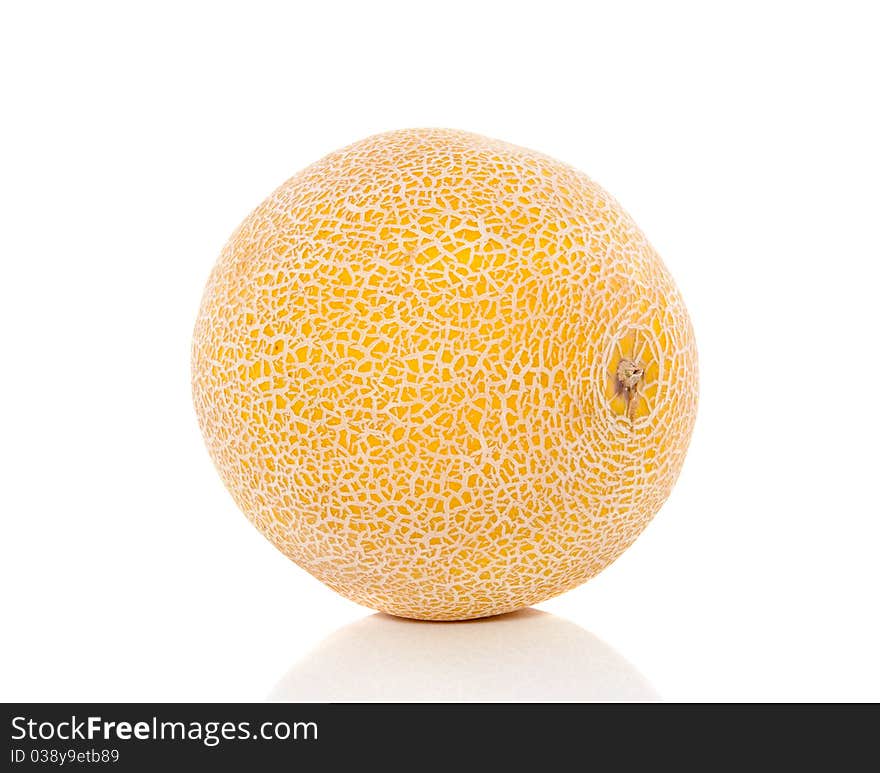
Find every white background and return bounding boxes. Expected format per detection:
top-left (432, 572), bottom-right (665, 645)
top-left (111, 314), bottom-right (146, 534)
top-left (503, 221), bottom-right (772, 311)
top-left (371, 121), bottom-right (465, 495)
top-left (1, 1), bottom-right (878, 701)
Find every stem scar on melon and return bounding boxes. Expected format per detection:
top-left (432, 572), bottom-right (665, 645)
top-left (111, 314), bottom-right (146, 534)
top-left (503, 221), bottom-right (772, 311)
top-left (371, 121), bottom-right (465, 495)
top-left (615, 357), bottom-right (646, 425)
top-left (606, 329), bottom-right (659, 428)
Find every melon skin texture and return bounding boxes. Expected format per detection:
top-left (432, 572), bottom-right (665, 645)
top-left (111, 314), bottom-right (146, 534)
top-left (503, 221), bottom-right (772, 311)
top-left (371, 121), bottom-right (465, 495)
top-left (192, 128), bottom-right (698, 621)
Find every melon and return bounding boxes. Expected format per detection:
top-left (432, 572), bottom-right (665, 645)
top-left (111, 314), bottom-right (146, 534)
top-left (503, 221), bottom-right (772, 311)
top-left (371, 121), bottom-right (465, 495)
top-left (192, 128), bottom-right (698, 621)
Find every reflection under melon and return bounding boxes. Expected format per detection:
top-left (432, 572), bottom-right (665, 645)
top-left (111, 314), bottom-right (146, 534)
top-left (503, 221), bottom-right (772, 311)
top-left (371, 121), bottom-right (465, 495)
top-left (269, 608), bottom-right (658, 701)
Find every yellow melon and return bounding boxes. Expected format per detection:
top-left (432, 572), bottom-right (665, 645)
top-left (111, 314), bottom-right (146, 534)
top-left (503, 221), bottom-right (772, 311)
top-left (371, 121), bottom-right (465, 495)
top-left (192, 128), bottom-right (698, 620)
